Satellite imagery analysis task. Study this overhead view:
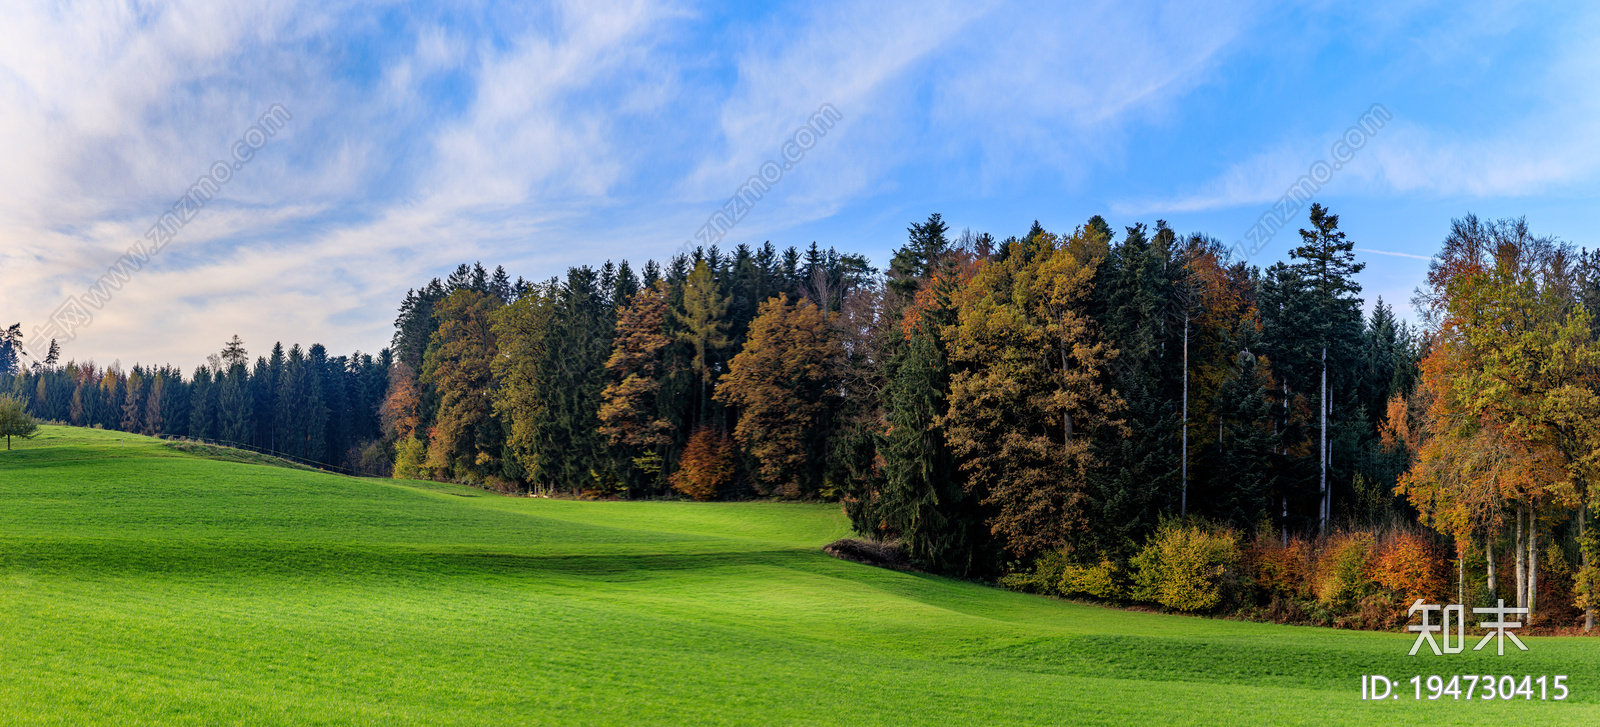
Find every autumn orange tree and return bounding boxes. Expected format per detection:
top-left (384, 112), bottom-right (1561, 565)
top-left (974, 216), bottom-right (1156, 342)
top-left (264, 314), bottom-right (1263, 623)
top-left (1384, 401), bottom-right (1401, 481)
top-left (942, 225), bottom-right (1126, 558)
top-left (715, 293), bottom-right (844, 498)
top-left (599, 281), bottom-right (677, 486)
top-left (1399, 216), bottom-right (1600, 623)
top-left (670, 425), bottom-right (736, 501)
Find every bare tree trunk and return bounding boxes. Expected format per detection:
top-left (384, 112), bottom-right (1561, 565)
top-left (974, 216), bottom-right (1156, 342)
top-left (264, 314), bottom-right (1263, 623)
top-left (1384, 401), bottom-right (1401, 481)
top-left (1457, 549), bottom-right (1464, 607)
top-left (1060, 342), bottom-right (1073, 448)
top-left (1319, 347), bottom-right (1327, 536)
top-left (1486, 536), bottom-right (1497, 600)
top-left (1584, 506), bottom-right (1594, 632)
top-left (1515, 502), bottom-right (1527, 609)
top-left (1181, 316), bottom-right (1188, 517)
top-left (1281, 381), bottom-right (1288, 546)
top-left (1528, 497), bottom-right (1538, 623)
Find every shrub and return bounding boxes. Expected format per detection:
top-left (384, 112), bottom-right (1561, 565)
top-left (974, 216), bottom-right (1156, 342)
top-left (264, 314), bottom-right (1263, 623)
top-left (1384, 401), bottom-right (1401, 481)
top-left (1573, 560), bottom-right (1600, 616)
top-left (1130, 520), bottom-right (1241, 612)
top-left (1352, 592), bottom-right (1406, 631)
top-left (1315, 532), bottom-right (1376, 607)
top-left (823, 539), bottom-right (910, 570)
top-left (358, 440), bottom-right (394, 477)
top-left (670, 426), bottom-right (735, 501)
top-left (1059, 557), bottom-right (1125, 600)
top-left (1250, 534), bottom-right (1312, 600)
top-left (1373, 531), bottom-right (1446, 602)
top-left (392, 435), bottom-right (429, 480)
top-left (998, 550), bottom-right (1070, 595)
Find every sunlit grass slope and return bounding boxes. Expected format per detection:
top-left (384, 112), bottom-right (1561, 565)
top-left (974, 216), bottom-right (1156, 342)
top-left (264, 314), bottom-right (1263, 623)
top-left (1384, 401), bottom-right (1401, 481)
top-left (0, 426), bottom-right (1593, 725)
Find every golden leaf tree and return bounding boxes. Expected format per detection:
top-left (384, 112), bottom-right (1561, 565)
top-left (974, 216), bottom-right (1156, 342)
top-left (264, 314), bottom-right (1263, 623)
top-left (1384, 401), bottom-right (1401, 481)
top-left (1399, 217), bottom-right (1600, 624)
top-left (599, 281), bottom-right (676, 483)
top-left (941, 226), bottom-right (1125, 558)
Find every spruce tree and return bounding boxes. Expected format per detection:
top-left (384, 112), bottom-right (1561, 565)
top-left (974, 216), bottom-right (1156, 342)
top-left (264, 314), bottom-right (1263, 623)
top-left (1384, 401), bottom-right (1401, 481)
top-left (1203, 351), bottom-right (1280, 527)
top-left (188, 367), bottom-right (214, 439)
top-left (1085, 221), bottom-right (1181, 554)
top-left (674, 260), bottom-right (730, 426)
top-left (1288, 203), bottom-right (1365, 533)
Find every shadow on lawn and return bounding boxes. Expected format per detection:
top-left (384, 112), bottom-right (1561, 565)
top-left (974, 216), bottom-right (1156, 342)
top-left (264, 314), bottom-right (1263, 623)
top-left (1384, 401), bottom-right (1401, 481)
top-left (0, 538), bottom-right (821, 583)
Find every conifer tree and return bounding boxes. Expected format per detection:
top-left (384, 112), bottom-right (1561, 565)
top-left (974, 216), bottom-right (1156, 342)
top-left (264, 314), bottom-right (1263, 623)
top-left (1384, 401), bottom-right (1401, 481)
top-left (122, 368), bottom-right (146, 432)
top-left (217, 364), bottom-right (253, 445)
top-left (943, 225), bottom-right (1125, 558)
top-left (1288, 203), bottom-right (1365, 533)
top-left (189, 367), bottom-right (215, 439)
top-left (530, 267), bottom-right (618, 492)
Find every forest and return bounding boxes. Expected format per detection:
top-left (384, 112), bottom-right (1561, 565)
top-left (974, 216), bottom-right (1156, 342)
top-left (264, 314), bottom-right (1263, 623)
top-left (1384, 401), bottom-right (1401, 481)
top-left (3, 206), bottom-right (1596, 630)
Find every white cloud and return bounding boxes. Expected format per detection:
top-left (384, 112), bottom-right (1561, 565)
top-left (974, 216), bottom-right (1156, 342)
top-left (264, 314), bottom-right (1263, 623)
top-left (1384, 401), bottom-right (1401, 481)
top-left (1123, 3), bottom-right (1600, 214)
top-left (13, 0), bottom-right (1583, 368)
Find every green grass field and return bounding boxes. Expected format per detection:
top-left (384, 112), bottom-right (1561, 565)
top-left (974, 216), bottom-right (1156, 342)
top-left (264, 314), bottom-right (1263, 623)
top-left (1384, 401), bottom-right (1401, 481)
top-left (0, 425), bottom-right (1593, 725)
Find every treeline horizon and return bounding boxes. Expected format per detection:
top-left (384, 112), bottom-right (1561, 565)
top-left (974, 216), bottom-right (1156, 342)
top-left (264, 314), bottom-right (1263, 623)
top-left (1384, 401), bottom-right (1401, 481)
top-left (0, 332), bottom-right (392, 473)
top-left (4, 207), bottom-right (1595, 627)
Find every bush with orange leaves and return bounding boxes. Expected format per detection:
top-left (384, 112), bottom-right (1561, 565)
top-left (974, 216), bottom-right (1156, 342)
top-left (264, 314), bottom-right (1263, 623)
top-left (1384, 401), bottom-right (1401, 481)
top-left (1372, 531), bottom-right (1447, 602)
top-left (1248, 534), bottom-right (1313, 600)
top-left (670, 426), bottom-right (736, 501)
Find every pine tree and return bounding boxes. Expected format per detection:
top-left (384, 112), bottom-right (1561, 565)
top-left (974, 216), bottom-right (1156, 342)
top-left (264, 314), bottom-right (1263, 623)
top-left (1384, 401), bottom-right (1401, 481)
top-left (1203, 351), bottom-right (1281, 526)
top-left (880, 331), bottom-right (987, 574)
top-left (222, 335), bottom-right (248, 369)
top-left (217, 365), bottom-right (253, 444)
top-left (189, 367), bottom-right (214, 439)
top-left (1085, 221), bottom-right (1183, 551)
top-left (529, 267), bottom-right (618, 493)
top-left (122, 367), bottom-right (146, 432)
top-left (889, 213), bottom-right (951, 298)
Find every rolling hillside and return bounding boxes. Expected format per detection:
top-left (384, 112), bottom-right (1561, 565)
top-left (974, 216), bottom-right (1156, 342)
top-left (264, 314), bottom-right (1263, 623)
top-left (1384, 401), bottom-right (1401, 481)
top-left (0, 426), bottom-right (1591, 725)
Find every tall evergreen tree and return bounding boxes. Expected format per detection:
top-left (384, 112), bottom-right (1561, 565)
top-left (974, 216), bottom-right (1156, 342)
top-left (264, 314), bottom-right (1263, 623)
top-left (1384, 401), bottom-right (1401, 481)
top-left (1288, 203), bottom-right (1365, 533)
top-left (530, 267), bottom-right (618, 492)
top-left (189, 367), bottom-right (215, 439)
top-left (216, 364), bottom-right (253, 444)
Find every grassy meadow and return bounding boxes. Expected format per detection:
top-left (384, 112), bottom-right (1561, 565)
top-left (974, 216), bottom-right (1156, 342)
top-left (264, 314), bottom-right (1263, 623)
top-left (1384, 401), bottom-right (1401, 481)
top-left (0, 425), bottom-right (1594, 725)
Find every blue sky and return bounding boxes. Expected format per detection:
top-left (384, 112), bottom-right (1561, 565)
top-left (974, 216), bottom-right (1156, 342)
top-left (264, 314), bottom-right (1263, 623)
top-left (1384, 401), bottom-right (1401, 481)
top-left (3, 0), bottom-right (1597, 365)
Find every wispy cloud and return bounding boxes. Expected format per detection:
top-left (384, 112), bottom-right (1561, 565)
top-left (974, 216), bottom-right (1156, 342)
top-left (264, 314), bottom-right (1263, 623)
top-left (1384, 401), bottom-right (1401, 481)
top-left (3, 0), bottom-right (1595, 366)
top-left (1356, 247), bottom-right (1431, 261)
top-left (1121, 3), bottom-right (1600, 216)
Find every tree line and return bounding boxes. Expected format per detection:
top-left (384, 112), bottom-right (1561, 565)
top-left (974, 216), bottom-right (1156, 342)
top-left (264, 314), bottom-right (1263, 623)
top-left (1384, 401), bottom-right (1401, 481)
top-left (1, 331), bottom-right (390, 472)
top-left (4, 206), bottom-right (1593, 627)
top-left (376, 207), bottom-right (1424, 578)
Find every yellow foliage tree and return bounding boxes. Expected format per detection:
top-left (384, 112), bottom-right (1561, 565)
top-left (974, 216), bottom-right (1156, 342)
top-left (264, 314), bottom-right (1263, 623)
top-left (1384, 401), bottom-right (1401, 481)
top-left (941, 225), bottom-right (1125, 557)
